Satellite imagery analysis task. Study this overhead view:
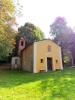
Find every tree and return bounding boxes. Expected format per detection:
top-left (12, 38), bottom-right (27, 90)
top-left (14, 22), bottom-right (44, 56)
top-left (0, 0), bottom-right (16, 61)
top-left (50, 16), bottom-right (75, 66)
top-left (50, 17), bottom-right (67, 36)
top-left (14, 0), bottom-right (23, 17)
top-left (0, 0), bottom-right (14, 22)
top-left (18, 22), bottom-right (44, 46)
top-left (67, 33), bottom-right (75, 66)
top-left (0, 23), bottom-right (16, 61)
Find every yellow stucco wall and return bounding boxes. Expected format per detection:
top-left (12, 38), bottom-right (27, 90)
top-left (34, 40), bottom-right (63, 73)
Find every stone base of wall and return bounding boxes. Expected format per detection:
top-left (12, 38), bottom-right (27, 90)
top-left (11, 57), bottom-right (21, 69)
top-left (0, 63), bottom-right (11, 70)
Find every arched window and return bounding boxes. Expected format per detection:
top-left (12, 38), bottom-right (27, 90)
top-left (40, 59), bottom-right (44, 63)
top-left (56, 59), bottom-right (58, 63)
top-left (48, 45), bottom-right (51, 52)
top-left (21, 41), bottom-right (24, 46)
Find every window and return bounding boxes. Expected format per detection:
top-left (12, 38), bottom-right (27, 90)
top-left (15, 59), bottom-right (18, 64)
top-left (48, 45), bottom-right (51, 52)
top-left (21, 41), bottom-right (24, 46)
top-left (40, 59), bottom-right (44, 63)
top-left (56, 60), bottom-right (58, 63)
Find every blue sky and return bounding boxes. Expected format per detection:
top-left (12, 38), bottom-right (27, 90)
top-left (14, 0), bottom-right (75, 38)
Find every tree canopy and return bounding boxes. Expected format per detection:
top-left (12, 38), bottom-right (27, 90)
top-left (0, 0), bottom-right (16, 61)
top-left (50, 16), bottom-right (75, 66)
top-left (50, 17), bottom-right (67, 36)
top-left (0, 0), bottom-right (14, 22)
top-left (18, 22), bottom-right (44, 46)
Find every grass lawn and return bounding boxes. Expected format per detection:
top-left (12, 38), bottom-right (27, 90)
top-left (0, 67), bottom-right (75, 100)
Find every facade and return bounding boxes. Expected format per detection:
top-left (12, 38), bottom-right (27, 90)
top-left (21, 39), bottom-right (63, 73)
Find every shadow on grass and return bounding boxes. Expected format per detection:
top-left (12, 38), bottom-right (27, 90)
top-left (0, 67), bottom-right (75, 90)
top-left (0, 69), bottom-right (53, 88)
top-left (39, 68), bottom-right (75, 99)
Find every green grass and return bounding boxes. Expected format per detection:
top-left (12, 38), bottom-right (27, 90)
top-left (0, 67), bottom-right (75, 100)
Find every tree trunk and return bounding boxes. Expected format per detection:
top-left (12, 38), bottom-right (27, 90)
top-left (71, 55), bottom-right (74, 66)
top-left (61, 50), bottom-right (64, 67)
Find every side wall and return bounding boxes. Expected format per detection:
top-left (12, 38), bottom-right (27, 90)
top-left (21, 45), bottom-right (33, 72)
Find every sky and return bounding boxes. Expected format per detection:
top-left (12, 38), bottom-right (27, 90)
top-left (14, 0), bottom-right (75, 38)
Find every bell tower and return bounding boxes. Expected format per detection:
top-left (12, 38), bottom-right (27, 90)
top-left (18, 37), bottom-right (25, 55)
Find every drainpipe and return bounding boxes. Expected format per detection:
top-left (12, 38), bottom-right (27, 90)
top-left (71, 53), bottom-right (74, 67)
top-left (59, 41), bottom-right (64, 67)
